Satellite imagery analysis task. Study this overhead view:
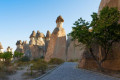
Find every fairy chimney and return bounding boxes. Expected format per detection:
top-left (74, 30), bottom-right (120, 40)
top-left (45, 15), bottom-right (66, 61)
top-left (7, 46), bottom-right (12, 52)
top-left (46, 30), bottom-right (51, 40)
top-left (0, 42), bottom-right (3, 53)
top-left (36, 30), bottom-right (45, 46)
top-left (29, 30), bottom-right (36, 45)
top-left (15, 40), bottom-right (23, 53)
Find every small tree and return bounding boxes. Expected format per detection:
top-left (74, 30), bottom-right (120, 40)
top-left (2, 52), bottom-right (13, 65)
top-left (14, 52), bottom-right (24, 58)
top-left (91, 7), bottom-right (120, 66)
top-left (71, 7), bottom-right (120, 71)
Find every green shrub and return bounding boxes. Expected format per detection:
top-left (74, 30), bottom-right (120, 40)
top-left (13, 52), bottom-right (24, 58)
top-left (19, 56), bottom-right (30, 62)
top-left (49, 58), bottom-right (64, 65)
top-left (32, 59), bottom-right (48, 74)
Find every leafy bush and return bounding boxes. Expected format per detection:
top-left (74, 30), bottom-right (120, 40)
top-left (49, 58), bottom-right (64, 65)
top-left (14, 52), bottom-right (24, 58)
top-left (32, 59), bottom-right (48, 74)
top-left (19, 56), bottom-right (30, 62)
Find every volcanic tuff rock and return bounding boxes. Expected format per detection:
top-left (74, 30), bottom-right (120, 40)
top-left (45, 16), bottom-right (66, 61)
top-left (99, 0), bottom-right (120, 14)
top-left (0, 42), bottom-right (3, 53)
top-left (66, 36), bottom-right (86, 61)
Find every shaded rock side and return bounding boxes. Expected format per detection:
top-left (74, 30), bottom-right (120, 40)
top-left (78, 44), bottom-right (99, 69)
top-left (67, 40), bottom-right (86, 61)
top-left (102, 42), bottom-right (120, 70)
top-left (29, 45), bottom-right (45, 59)
top-left (45, 27), bottom-right (66, 61)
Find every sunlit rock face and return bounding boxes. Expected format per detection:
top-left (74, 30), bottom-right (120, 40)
top-left (98, 0), bottom-right (120, 70)
top-left (29, 31), bottom-right (36, 45)
top-left (36, 31), bottom-right (45, 46)
top-left (99, 0), bottom-right (120, 14)
top-left (7, 46), bottom-right (12, 52)
top-left (0, 42), bottom-right (3, 53)
top-left (45, 16), bottom-right (66, 62)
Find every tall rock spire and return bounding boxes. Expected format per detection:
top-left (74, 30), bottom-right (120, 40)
top-left (0, 42), bottom-right (3, 53)
top-left (29, 31), bottom-right (36, 45)
top-left (46, 30), bottom-right (51, 39)
top-left (45, 16), bottom-right (66, 62)
top-left (0, 42), bottom-right (3, 49)
top-left (30, 30), bottom-right (36, 38)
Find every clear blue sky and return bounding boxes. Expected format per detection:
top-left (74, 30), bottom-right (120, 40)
top-left (0, 0), bottom-right (101, 51)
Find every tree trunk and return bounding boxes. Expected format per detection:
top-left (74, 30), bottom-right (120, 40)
top-left (89, 48), bottom-right (104, 72)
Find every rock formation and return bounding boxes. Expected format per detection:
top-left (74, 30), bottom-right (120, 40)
top-left (45, 30), bottom-right (51, 53)
top-left (36, 31), bottom-right (45, 46)
top-left (7, 46), bottom-right (12, 52)
top-left (45, 16), bottom-right (66, 61)
top-left (0, 42), bottom-right (3, 53)
top-left (15, 40), bottom-right (24, 53)
top-left (15, 30), bottom-right (48, 59)
top-left (66, 36), bottom-right (86, 61)
top-left (29, 31), bottom-right (36, 45)
top-left (99, 0), bottom-right (120, 12)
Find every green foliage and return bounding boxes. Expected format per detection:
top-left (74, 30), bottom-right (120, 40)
top-left (2, 52), bottom-right (13, 60)
top-left (49, 58), bottom-right (64, 65)
top-left (32, 59), bottom-right (48, 74)
top-left (71, 18), bottom-right (94, 48)
top-left (19, 56), bottom-right (30, 62)
top-left (14, 52), bottom-right (24, 58)
top-left (92, 7), bottom-right (120, 48)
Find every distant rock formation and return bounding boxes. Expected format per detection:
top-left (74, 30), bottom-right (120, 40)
top-left (15, 40), bottom-right (24, 53)
top-left (15, 30), bottom-right (50, 59)
top-left (0, 42), bottom-right (3, 53)
top-left (45, 30), bottom-right (51, 53)
top-left (7, 46), bottom-right (12, 52)
top-left (29, 31), bottom-right (36, 45)
top-left (45, 16), bottom-right (66, 61)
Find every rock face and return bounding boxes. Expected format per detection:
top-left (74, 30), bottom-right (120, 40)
top-left (99, 0), bottom-right (120, 14)
top-left (66, 36), bottom-right (86, 61)
top-left (98, 0), bottom-right (120, 70)
top-left (45, 30), bottom-right (51, 53)
top-left (15, 40), bottom-right (24, 53)
top-left (0, 42), bottom-right (3, 53)
top-left (45, 16), bottom-right (66, 61)
top-left (7, 46), bottom-right (12, 52)
top-left (29, 31), bottom-right (36, 45)
top-left (15, 30), bottom-right (47, 59)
